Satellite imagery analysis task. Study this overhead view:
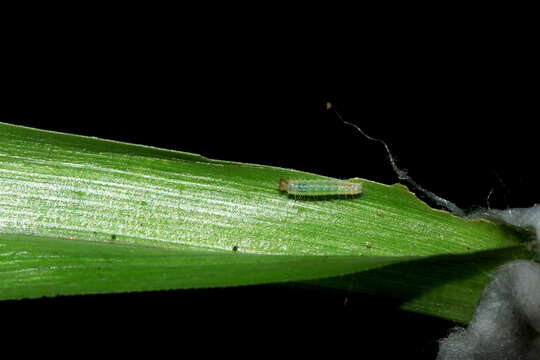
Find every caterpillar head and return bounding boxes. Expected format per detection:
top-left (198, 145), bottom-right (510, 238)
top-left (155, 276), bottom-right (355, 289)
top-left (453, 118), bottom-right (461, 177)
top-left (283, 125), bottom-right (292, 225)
top-left (279, 178), bottom-right (288, 192)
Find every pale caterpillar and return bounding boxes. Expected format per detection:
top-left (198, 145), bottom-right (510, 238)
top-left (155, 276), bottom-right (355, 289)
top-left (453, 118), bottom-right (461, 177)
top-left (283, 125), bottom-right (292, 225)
top-left (279, 178), bottom-right (362, 197)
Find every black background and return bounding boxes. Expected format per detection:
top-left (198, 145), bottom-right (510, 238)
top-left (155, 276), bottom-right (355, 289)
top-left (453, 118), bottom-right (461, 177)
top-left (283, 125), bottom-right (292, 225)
top-left (1, 9), bottom-right (538, 359)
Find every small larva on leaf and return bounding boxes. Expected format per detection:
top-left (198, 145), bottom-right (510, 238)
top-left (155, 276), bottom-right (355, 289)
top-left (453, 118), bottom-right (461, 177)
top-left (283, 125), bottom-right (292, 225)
top-left (279, 178), bottom-right (362, 197)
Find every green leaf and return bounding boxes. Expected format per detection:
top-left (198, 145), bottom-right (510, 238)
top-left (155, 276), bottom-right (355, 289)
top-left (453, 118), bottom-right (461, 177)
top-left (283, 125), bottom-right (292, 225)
top-left (0, 233), bottom-right (416, 301)
top-left (307, 245), bottom-right (531, 323)
top-left (0, 122), bottom-right (533, 322)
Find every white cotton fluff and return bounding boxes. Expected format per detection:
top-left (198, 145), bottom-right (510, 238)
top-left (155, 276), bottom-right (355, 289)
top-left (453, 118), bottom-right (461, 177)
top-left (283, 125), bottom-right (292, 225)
top-left (490, 205), bottom-right (540, 245)
top-left (437, 205), bottom-right (540, 360)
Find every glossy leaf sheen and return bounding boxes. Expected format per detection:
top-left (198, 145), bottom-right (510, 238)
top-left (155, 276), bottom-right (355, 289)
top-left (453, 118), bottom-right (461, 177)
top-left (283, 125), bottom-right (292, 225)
top-left (0, 122), bottom-right (532, 322)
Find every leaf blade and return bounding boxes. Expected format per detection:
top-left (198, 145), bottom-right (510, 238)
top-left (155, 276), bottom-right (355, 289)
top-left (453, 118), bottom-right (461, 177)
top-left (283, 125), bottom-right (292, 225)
top-left (0, 122), bottom-right (532, 323)
top-left (0, 233), bottom-right (418, 301)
